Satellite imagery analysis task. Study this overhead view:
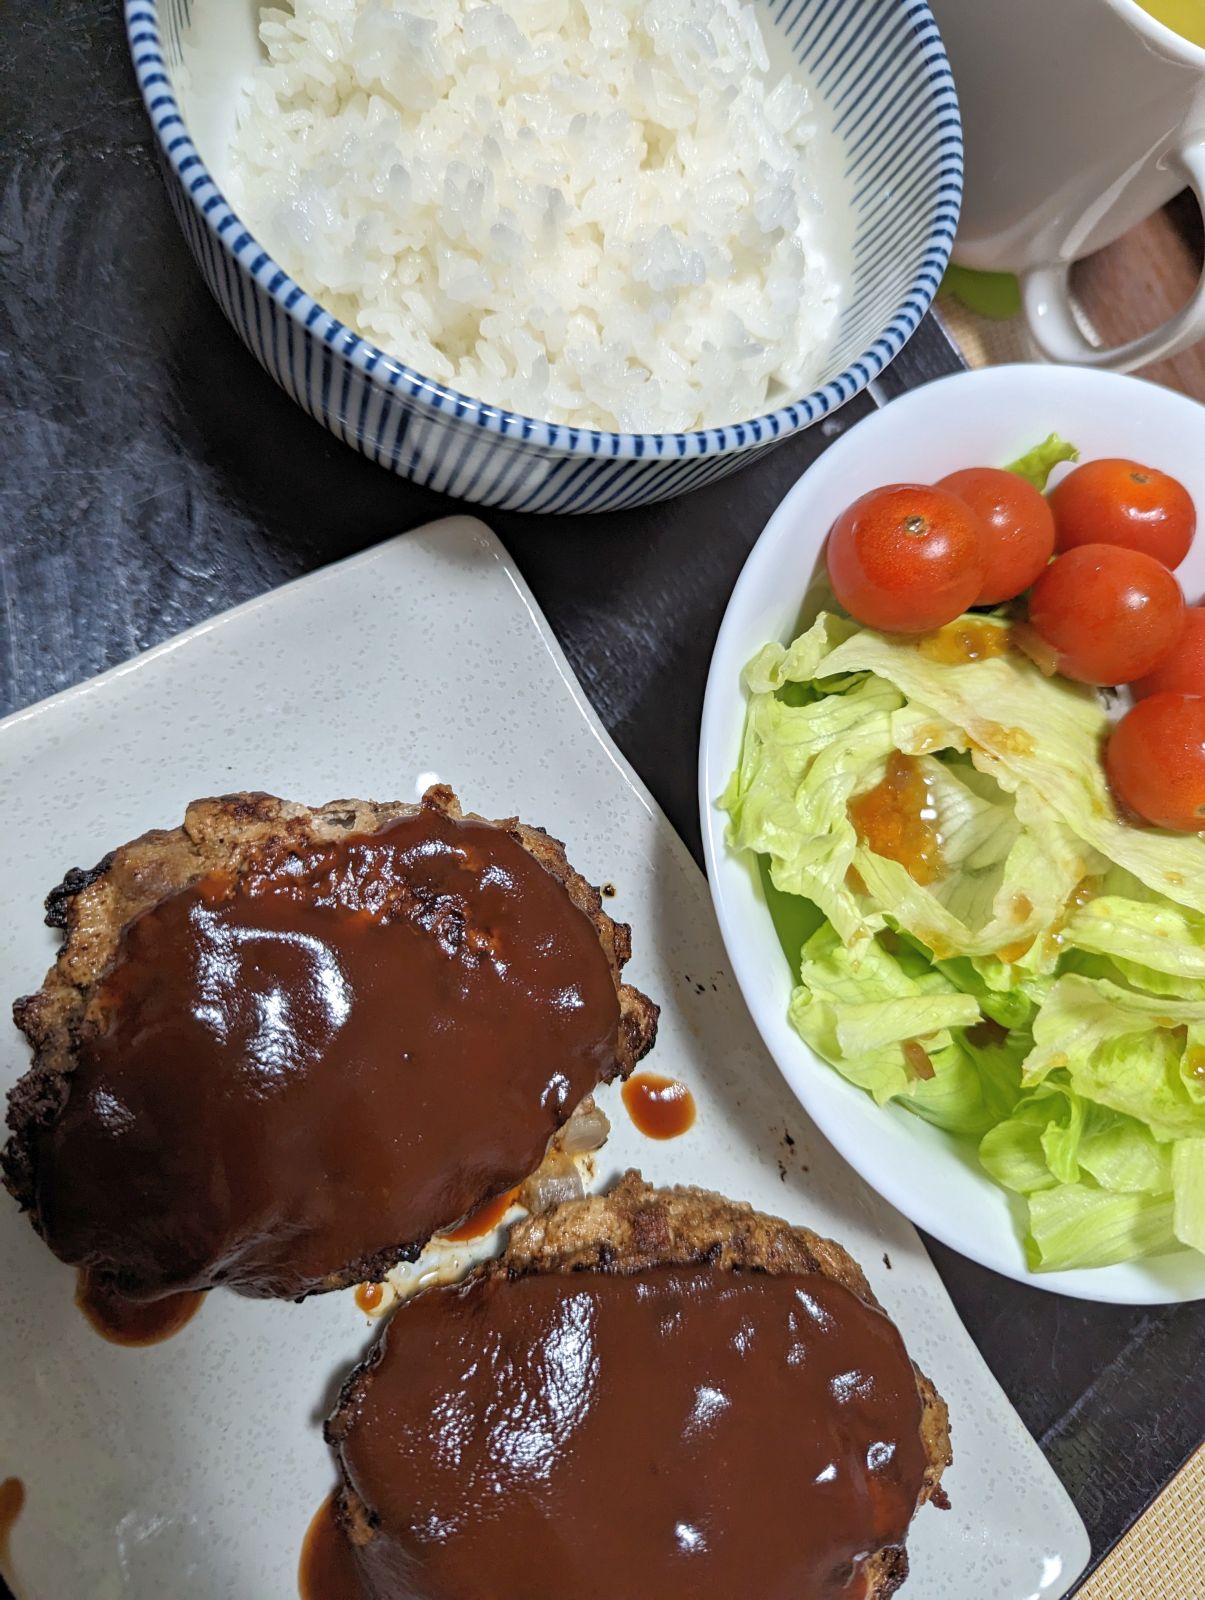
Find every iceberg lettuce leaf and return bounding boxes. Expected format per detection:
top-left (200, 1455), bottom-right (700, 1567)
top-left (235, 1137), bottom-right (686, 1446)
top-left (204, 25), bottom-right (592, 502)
top-left (817, 624), bottom-right (1205, 914)
top-left (721, 607), bottom-right (1205, 1270)
top-left (1023, 974), bottom-right (1205, 1139)
top-left (786, 924), bottom-right (1019, 1135)
top-left (1172, 1140), bottom-right (1205, 1253)
top-left (1026, 1184), bottom-right (1178, 1270)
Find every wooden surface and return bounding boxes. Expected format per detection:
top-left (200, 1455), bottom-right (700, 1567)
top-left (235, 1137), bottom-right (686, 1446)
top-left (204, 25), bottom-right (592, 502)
top-left (1072, 190), bottom-right (1205, 397)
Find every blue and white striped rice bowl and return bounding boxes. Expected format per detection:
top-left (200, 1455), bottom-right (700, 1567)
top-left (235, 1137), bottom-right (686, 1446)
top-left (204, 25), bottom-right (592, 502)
top-left (127, 0), bottom-right (962, 514)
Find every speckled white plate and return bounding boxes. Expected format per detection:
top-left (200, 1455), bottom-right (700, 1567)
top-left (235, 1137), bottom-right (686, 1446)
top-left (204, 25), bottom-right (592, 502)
top-left (0, 517), bottom-right (1088, 1600)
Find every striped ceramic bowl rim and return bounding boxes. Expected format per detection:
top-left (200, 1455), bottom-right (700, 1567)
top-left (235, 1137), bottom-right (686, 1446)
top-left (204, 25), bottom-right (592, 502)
top-left (126, 0), bottom-right (962, 464)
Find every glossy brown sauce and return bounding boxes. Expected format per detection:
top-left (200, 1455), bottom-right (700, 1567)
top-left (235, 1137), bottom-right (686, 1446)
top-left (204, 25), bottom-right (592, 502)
top-left (329, 1264), bottom-right (928, 1600)
top-left (0, 1477), bottom-right (25, 1574)
top-left (916, 619), bottom-right (1012, 664)
top-left (75, 1268), bottom-right (203, 1347)
top-left (974, 721), bottom-right (1037, 758)
top-left (849, 751), bottom-right (945, 885)
top-left (441, 1185), bottom-right (522, 1242)
top-left (1067, 878), bottom-right (1098, 914)
top-left (299, 1492), bottom-right (363, 1599)
top-left (354, 1282), bottom-right (384, 1315)
top-left (995, 937), bottom-right (1034, 964)
top-left (621, 1072), bottom-right (697, 1139)
top-left (35, 805), bottom-right (621, 1301)
top-left (1042, 875), bottom-right (1101, 960)
top-left (902, 1041), bottom-right (935, 1081)
top-left (995, 897), bottom-right (1035, 963)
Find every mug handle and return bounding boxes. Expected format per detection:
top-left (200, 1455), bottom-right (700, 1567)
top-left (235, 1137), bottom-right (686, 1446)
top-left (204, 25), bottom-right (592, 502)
top-left (1020, 136), bottom-right (1205, 370)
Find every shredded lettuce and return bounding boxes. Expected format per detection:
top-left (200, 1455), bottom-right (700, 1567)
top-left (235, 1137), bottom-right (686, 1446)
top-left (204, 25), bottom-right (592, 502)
top-left (1025, 1185), bottom-right (1178, 1272)
top-left (787, 922), bottom-right (993, 1131)
top-left (723, 608), bottom-right (1205, 1271)
top-left (1173, 1141), bottom-right (1205, 1254)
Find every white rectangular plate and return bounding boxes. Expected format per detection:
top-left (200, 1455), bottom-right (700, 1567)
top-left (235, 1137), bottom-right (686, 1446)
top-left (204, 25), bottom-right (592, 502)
top-left (0, 517), bottom-right (1089, 1600)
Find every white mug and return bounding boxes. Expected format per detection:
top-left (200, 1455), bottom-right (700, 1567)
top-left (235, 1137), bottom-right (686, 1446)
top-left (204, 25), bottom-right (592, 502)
top-left (928, 0), bottom-right (1205, 369)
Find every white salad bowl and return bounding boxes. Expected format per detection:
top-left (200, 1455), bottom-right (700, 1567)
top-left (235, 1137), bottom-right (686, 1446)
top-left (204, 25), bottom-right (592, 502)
top-left (700, 363), bottom-right (1205, 1303)
top-left (124, 0), bottom-right (960, 513)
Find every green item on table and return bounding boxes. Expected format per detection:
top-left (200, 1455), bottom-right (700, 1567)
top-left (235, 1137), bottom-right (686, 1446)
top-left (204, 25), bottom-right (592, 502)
top-left (942, 264), bottom-right (1023, 321)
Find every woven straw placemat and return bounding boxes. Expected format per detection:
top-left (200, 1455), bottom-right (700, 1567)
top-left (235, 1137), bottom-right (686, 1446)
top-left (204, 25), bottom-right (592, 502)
top-left (936, 294), bottom-right (1033, 368)
top-left (935, 283), bottom-right (1103, 371)
top-left (1076, 1445), bottom-right (1204, 1599)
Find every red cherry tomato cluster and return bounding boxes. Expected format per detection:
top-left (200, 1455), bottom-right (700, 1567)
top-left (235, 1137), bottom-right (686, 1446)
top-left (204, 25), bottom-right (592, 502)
top-left (824, 454), bottom-right (1205, 833)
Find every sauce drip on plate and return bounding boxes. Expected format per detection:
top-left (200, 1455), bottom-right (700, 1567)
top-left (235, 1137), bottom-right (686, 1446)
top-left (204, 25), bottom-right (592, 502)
top-left (34, 803), bottom-right (621, 1301)
top-left (621, 1073), bottom-right (696, 1139)
top-left (441, 1186), bottom-right (523, 1242)
top-left (75, 1268), bottom-right (203, 1347)
top-left (0, 1477), bottom-right (25, 1574)
top-left (299, 1493), bottom-right (362, 1600)
top-left (354, 1282), bottom-right (384, 1315)
top-left (325, 1264), bottom-right (929, 1600)
top-left (848, 751), bottom-right (945, 885)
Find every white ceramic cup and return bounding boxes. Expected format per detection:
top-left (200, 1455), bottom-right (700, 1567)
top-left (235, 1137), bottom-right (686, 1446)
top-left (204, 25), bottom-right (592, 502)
top-left (929, 0), bottom-right (1205, 368)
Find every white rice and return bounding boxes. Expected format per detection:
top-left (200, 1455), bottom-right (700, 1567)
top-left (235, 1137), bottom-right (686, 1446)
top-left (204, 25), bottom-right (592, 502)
top-left (229, 0), bottom-right (840, 433)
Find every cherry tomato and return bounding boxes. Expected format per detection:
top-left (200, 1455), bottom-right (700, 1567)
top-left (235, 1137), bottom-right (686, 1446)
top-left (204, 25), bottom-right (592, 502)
top-left (1026, 544), bottom-right (1185, 685)
top-left (826, 485), bottom-right (986, 633)
top-left (1134, 606), bottom-right (1205, 698)
top-left (1050, 458), bottom-right (1196, 570)
top-left (938, 466), bottom-right (1055, 604)
top-left (1105, 693), bottom-right (1205, 832)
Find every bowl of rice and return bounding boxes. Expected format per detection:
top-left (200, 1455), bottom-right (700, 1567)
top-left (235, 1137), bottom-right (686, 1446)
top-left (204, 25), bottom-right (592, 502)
top-left (126, 0), bottom-right (961, 513)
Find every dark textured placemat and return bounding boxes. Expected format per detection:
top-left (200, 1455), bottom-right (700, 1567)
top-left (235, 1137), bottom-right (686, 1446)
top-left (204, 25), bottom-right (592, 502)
top-left (2, 5), bottom-right (1204, 1597)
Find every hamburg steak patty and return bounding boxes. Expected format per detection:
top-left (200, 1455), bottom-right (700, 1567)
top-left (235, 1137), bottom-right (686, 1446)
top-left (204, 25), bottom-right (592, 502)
top-left (3, 788), bottom-right (658, 1301)
top-left (319, 1172), bottom-right (951, 1600)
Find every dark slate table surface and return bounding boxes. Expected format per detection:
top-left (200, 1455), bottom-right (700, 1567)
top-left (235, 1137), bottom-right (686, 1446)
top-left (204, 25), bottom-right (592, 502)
top-left (2, 3), bottom-right (1203, 1593)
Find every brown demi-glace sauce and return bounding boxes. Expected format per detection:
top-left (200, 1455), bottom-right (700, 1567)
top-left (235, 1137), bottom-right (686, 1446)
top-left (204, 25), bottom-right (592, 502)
top-left (33, 804), bottom-right (622, 1302)
top-left (322, 1262), bottom-right (931, 1600)
top-left (441, 1185), bottom-right (523, 1242)
top-left (848, 750), bottom-right (945, 885)
top-left (75, 1268), bottom-right (203, 1347)
top-left (299, 1493), bottom-right (362, 1599)
top-left (621, 1072), bottom-right (696, 1139)
top-left (0, 1477), bottom-right (25, 1574)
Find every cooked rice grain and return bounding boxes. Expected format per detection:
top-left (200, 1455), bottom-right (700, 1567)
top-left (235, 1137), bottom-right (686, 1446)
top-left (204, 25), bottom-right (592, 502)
top-left (230, 0), bottom-right (840, 432)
